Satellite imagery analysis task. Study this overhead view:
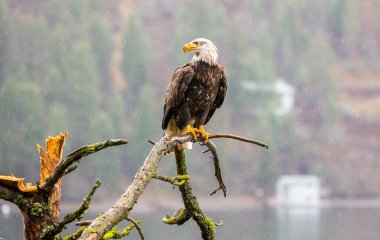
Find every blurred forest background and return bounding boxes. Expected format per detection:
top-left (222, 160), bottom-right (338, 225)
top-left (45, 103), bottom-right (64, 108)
top-left (0, 0), bottom-right (379, 201)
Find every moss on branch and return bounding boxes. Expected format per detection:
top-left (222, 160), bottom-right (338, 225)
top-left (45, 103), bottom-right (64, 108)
top-left (174, 148), bottom-right (216, 240)
top-left (41, 139), bottom-right (127, 192)
top-left (162, 208), bottom-right (190, 225)
top-left (79, 138), bottom-right (170, 239)
top-left (0, 133), bottom-right (129, 240)
top-left (79, 133), bottom-right (267, 240)
top-left (64, 226), bottom-right (87, 240)
top-left (153, 174), bottom-right (190, 186)
top-left (41, 179), bottom-right (101, 239)
top-left (103, 221), bottom-right (141, 239)
top-left (126, 217), bottom-right (144, 239)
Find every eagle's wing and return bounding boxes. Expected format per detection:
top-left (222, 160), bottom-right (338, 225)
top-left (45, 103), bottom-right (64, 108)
top-left (162, 65), bottom-right (195, 129)
top-left (204, 68), bottom-right (227, 125)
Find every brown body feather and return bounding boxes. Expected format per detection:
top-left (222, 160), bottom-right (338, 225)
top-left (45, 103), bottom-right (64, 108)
top-left (162, 61), bottom-right (227, 137)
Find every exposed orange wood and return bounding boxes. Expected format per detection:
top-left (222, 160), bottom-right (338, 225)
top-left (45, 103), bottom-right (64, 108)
top-left (0, 176), bottom-right (37, 193)
top-left (37, 132), bottom-right (68, 220)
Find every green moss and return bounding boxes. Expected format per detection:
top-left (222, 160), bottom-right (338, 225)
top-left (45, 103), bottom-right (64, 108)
top-left (63, 226), bottom-right (86, 240)
top-left (103, 224), bottom-right (137, 239)
top-left (40, 224), bottom-right (55, 239)
top-left (103, 226), bottom-right (118, 239)
top-left (162, 208), bottom-right (188, 225)
top-left (31, 202), bottom-right (49, 218)
top-left (205, 216), bottom-right (216, 234)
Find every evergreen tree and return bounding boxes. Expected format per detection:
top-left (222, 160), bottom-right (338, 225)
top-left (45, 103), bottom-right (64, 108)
top-left (121, 14), bottom-right (149, 97)
top-left (0, 0), bottom-right (9, 85)
top-left (90, 17), bottom-right (113, 78)
top-left (5, 17), bottom-right (51, 84)
top-left (125, 83), bottom-right (161, 172)
top-left (0, 79), bottom-right (43, 180)
top-left (170, 0), bottom-right (225, 67)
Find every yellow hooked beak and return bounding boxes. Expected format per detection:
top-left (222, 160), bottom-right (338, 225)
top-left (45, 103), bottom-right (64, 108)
top-left (183, 42), bottom-right (198, 53)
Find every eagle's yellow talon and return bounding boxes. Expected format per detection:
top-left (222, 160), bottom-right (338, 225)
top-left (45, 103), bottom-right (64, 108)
top-left (186, 126), bottom-right (198, 141)
top-left (199, 125), bottom-right (209, 144)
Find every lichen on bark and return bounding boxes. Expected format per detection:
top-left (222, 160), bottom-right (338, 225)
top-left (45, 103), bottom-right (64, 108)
top-left (174, 147), bottom-right (217, 240)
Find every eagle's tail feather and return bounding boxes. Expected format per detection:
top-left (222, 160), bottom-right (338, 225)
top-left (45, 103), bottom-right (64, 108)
top-left (165, 119), bottom-right (194, 150)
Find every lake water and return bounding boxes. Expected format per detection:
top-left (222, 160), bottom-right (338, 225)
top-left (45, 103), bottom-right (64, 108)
top-left (1, 207), bottom-right (380, 239)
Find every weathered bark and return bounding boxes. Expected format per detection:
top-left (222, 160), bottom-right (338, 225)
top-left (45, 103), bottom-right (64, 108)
top-left (79, 137), bottom-right (171, 239)
top-left (175, 148), bottom-right (216, 240)
top-left (0, 131), bottom-right (266, 239)
top-left (80, 133), bottom-right (267, 240)
top-left (0, 134), bottom-right (127, 240)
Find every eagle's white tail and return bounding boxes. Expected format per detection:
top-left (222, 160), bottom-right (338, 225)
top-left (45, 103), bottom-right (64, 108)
top-left (186, 142), bottom-right (193, 149)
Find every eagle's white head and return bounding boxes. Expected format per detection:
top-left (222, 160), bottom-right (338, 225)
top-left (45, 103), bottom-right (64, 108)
top-left (183, 38), bottom-right (218, 65)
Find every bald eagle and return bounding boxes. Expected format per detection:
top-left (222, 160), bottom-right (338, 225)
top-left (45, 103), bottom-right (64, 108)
top-left (162, 38), bottom-right (227, 144)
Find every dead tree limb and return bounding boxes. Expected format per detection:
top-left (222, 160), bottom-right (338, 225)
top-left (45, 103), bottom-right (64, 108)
top-left (205, 140), bottom-right (227, 197)
top-left (208, 133), bottom-right (269, 149)
top-left (0, 133), bottom-right (127, 240)
top-left (79, 137), bottom-right (172, 239)
top-left (41, 139), bottom-right (127, 192)
top-left (162, 208), bottom-right (190, 225)
top-left (80, 133), bottom-right (267, 240)
top-left (174, 147), bottom-right (217, 240)
top-left (44, 180), bottom-right (102, 239)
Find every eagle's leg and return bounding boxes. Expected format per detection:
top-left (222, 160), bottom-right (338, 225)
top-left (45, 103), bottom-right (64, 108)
top-left (198, 125), bottom-right (209, 144)
top-left (186, 125), bottom-right (198, 141)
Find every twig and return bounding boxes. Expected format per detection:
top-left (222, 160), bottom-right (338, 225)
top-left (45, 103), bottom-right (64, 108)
top-left (153, 174), bottom-right (190, 186)
top-left (170, 133), bottom-right (268, 149)
top-left (64, 226), bottom-right (86, 240)
top-left (47, 180), bottom-right (101, 238)
top-left (162, 208), bottom-right (190, 225)
top-left (205, 140), bottom-right (227, 197)
top-left (208, 134), bottom-right (268, 149)
top-left (41, 139), bottom-right (127, 192)
top-left (76, 220), bottom-right (92, 226)
top-left (63, 164), bottom-right (78, 176)
top-left (209, 187), bottom-right (222, 196)
top-left (103, 223), bottom-right (140, 239)
top-left (202, 148), bottom-right (210, 153)
top-left (126, 217), bottom-right (144, 240)
top-left (79, 138), bottom-right (172, 239)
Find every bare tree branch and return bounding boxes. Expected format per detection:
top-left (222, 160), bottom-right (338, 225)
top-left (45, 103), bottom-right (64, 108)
top-left (174, 148), bottom-right (216, 240)
top-left (76, 220), bottom-right (93, 226)
top-left (79, 133), bottom-right (267, 240)
top-left (153, 174), bottom-right (190, 186)
top-left (51, 180), bottom-right (101, 237)
top-left (0, 185), bottom-right (28, 208)
top-left (41, 139), bottom-right (127, 192)
top-left (205, 140), bottom-right (227, 197)
top-left (208, 133), bottom-right (269, 148)
top-left (79, 137), bottom-right (172, 239)
top-left (162, 208), bottom-right (190, 225)
top-left (126, 217), bottom-right (144, 240)
top-left (169, 133), bottom-right (268, 149)
top-left (64, 226), bottom-right (86, 240)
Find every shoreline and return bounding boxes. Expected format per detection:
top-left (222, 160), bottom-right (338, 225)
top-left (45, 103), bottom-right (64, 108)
top-left (60, 195), bottom-right (380, 213)
top-left (3, 195), bottom-right (380, 216)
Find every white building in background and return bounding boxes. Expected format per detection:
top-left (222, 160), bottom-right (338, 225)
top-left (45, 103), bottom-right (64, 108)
top-left (241, 78), bottom-right (295, 115)
top-left (276, 175), bottom-right (321, 207)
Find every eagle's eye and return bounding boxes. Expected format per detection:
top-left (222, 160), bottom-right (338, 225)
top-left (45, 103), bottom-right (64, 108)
top-left (193, 41), bottom-right (199, 45)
